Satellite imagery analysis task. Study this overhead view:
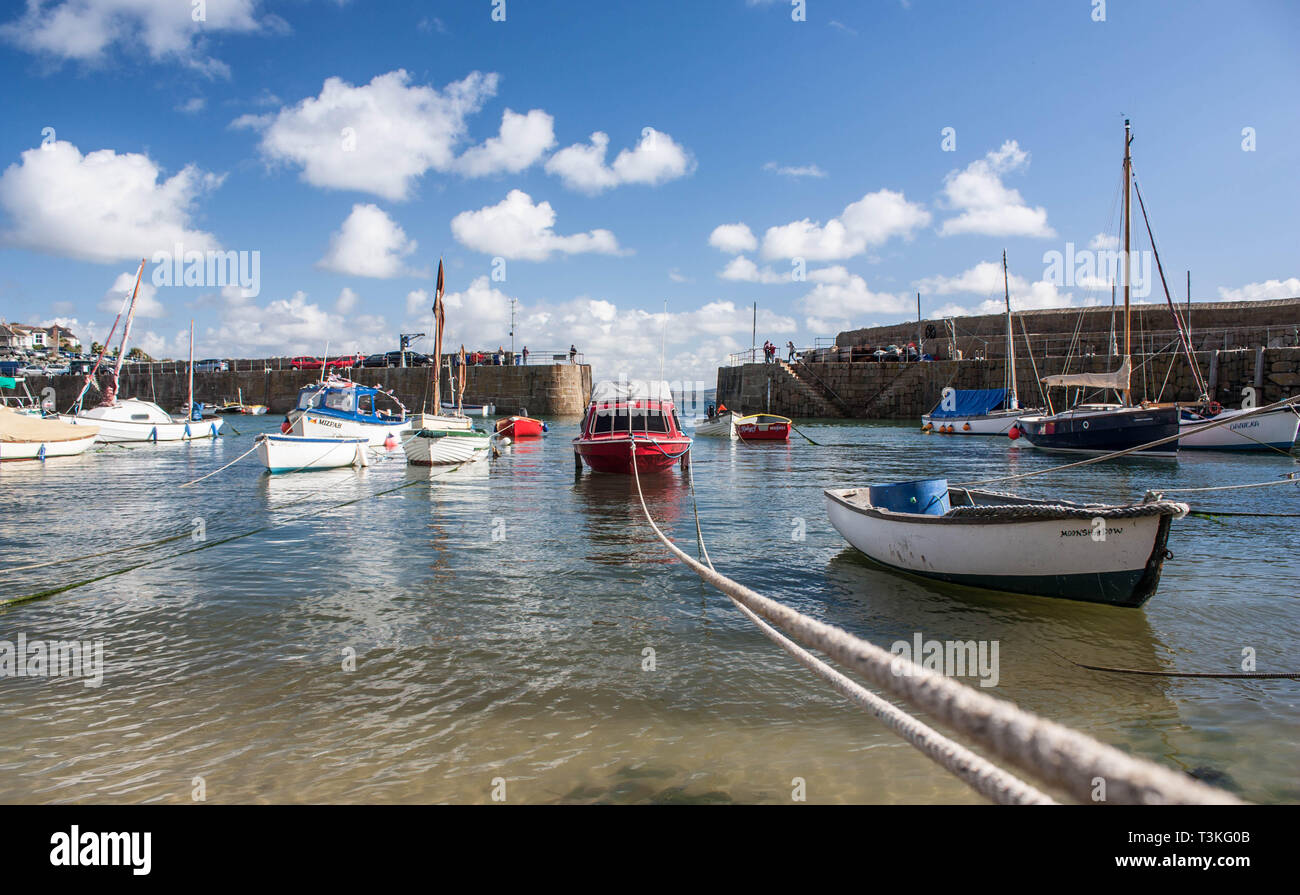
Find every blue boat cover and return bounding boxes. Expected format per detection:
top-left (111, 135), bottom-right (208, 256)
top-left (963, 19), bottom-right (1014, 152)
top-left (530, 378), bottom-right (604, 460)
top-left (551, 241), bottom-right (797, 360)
top-left (929, 388), bottom-right (1007, 418)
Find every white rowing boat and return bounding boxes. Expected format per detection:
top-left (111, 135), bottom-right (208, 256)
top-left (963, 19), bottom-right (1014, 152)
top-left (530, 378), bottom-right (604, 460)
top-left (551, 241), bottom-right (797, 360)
top-left (825, 480), bottom-right (1187, 608)
top-left (255, 433), bottom-right (370, 473)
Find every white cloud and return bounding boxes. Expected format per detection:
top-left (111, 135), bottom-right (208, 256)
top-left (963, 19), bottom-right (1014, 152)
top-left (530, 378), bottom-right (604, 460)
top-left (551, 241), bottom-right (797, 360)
top-left (0, 140), bottom-right (222, 263)
top-left (405, 289), bottom-right (430, 316)
top-left (99, 270), bottom-right (166, 318)
top-left (761, 189), bottom-right (930, 261)
top-left (176, 97), bottom-right (205, 115)
top-left (235, 69), bottom-right (500, 201)
top-left (938, 140), bottom-right (1054, 238)
top-left (453, 108), bottom-right (555, 177)
top-left (335, 287), bottom-right (359, 314)
top-left (1, 0), bottom-right (266, 76)
top-left (1089, 232), bottom-right (1119, 251)
top-left (719, 255), bottom-right (790, 284)
top-left (797, 269), bottom-right (909, 320)
top-left (763, 161), bottom-right (827, 178)
top-left (450, 190), bottom-right (621, 261)
top-left (317, 203), bottom-right (421, 278)
top-left (709, 222), bottom-right (757, 253)
top-left (1216, 278), bottom-right (1300, 302)
top-left (915, 260), bottom-right (1075, 313)
top-left (211, 289), bottom-right (390, 357)
top-left (545, 128), bottom-right (694, 193)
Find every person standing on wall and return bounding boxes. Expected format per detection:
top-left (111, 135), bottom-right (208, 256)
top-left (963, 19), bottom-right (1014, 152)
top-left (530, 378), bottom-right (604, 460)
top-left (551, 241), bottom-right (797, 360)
top-left (569, 344), bottom-right (577, 364)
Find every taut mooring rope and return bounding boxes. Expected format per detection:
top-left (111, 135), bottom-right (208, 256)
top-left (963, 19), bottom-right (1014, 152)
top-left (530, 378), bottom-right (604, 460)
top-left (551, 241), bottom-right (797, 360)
top-left (628, 444), bottom-right (1239, 805)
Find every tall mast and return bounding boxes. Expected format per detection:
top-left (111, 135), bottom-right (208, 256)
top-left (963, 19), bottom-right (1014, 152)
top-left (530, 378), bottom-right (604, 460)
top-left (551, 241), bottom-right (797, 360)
top-left (1003, 249), bottom-right (1018, 409)
top-left (187, 319), bottom-right (195, 416)
top-left (1122, 119), bottom-right (1133, 406)
top-left (111, 258), bottom-right (146, 400)
top-left (430, 258), bottom-right (444, 412)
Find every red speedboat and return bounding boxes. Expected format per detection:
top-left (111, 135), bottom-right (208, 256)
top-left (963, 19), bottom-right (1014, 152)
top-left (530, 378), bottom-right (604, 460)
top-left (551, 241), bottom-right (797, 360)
top-left (573, 380), bottom-right (692, 474)
top-left (496, 415), bottom-right (546, 438)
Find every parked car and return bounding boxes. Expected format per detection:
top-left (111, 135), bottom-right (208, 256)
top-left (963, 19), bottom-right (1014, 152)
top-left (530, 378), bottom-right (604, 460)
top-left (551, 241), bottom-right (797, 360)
top-left (327, 353), bottom-right (365, 369)
top-left (361, 351), bottom-right (432, 368)
top-left (195, 358), bottom-right (230, 372)
top-left (289, 356), bottom-right (323, 370)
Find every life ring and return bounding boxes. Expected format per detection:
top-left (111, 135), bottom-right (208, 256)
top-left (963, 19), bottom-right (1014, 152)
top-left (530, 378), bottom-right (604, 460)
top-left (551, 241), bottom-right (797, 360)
top-left (1206, 401), bottom-right (1223, 416)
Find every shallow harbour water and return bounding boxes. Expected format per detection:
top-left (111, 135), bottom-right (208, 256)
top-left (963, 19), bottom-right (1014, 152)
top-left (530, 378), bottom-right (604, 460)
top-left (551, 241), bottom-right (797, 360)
top-left (1, 417), bottom-right (1297, 804)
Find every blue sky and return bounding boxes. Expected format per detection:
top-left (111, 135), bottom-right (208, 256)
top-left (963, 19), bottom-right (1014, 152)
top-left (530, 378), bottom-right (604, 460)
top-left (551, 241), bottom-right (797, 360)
top-left (1, 0), bottom-right (1296, 380)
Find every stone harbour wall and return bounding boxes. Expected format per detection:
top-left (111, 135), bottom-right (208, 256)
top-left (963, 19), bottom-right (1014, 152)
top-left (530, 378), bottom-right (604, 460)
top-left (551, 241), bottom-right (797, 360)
top-left (30, 363), bottom-right (593, 417)
top-left (717, 347), bottom-right (1300, 420)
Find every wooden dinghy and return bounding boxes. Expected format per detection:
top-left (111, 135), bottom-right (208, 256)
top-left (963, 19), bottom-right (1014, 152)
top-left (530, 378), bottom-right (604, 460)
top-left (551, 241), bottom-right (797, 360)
top-left (825, 479), bottom-right (1188, 608)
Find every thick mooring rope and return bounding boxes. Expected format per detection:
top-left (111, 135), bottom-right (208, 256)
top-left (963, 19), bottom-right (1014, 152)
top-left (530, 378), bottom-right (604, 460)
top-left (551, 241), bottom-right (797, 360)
top-left (659, 447), bottom-right (1055, 804)
top-left (629, 444), bottom-right (1240, 805)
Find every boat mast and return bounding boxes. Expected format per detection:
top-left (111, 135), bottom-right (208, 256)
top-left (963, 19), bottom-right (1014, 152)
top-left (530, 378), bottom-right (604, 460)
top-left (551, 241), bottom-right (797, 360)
top-left (1122, 119), bottom-right (1133, 406)
top-left (187, 319), bottom-right (195, 417)
top-left (430, 258), bottom-right (444, 413)
top-left (1003, 249), bottom-right (1018, 410)
top-left (110, 258), bottom-right (146, 401)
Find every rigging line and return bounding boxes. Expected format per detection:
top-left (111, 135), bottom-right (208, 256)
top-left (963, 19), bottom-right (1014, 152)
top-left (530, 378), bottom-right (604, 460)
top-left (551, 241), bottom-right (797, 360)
top-left (1147, 473), bottom-right (1299, 496)
top-left (179, 444), bottom-right (259, 487)
top-left (956, 394), bottom-right (1300, 487)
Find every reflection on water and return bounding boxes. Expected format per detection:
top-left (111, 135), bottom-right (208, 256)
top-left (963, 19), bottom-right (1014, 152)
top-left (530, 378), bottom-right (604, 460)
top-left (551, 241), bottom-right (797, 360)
top-left (0, 416), bottom-right (1296, 803)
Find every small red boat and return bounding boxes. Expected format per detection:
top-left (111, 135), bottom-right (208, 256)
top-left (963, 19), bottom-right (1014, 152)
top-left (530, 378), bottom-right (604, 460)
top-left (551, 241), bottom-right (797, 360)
top-left (573, 380), bottom-right (692, 474)
top-left (496, 415), bottom-right (546, 438)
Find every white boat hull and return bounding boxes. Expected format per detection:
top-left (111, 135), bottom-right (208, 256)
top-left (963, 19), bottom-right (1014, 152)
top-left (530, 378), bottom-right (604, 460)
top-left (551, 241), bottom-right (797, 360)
top-left (825, 487), bottom-right (1183, 607)
top-left (922, 408), bottom-right (1036, 435)
top-left (63, 398), bottom-right (223, 442)
top-left (255, 434), bottom-right (370, 473)
top-left (694, 414), bottom-right (735, 437)
top-left (441, 402), bottom-right (495, 417)
top-left (0, 432), bottom-right (99, 460)
top-left (1179, 407), bottom-right (1299, 451)
top-left (289, 410), bottom-right (412, 446)
top-left (404, 429), bottom-right (491, 465)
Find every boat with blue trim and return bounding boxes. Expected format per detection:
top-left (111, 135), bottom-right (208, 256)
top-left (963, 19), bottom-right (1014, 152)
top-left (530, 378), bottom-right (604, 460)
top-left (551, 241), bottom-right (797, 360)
top-left (285, 374), bottom-right (413, 446)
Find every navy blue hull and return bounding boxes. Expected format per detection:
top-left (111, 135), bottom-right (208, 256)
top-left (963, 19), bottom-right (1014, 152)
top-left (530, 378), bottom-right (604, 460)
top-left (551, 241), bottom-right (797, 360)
top-left (1020, 407), bottom-right (1179, 457)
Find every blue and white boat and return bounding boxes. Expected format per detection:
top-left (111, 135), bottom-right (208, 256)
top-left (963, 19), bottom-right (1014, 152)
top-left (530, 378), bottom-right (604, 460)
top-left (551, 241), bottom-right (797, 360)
top-left (285, 375), bottom-right (413, 446)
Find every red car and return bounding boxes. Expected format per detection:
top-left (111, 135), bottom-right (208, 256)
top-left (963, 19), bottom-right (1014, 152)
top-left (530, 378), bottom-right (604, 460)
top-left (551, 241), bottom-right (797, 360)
top-left (290, 356), bottom-right (324, 370)
top-left (327, 354), bottom-right (365, 369)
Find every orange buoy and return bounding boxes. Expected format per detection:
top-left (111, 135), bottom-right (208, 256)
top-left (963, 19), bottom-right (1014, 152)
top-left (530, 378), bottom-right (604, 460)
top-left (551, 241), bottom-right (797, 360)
top-left (1008, 426), bottom-right (1021, 440)
top-left (384, 433), bottom-right (398, 450)
top-left (962, 423), bottom-right (971, 431)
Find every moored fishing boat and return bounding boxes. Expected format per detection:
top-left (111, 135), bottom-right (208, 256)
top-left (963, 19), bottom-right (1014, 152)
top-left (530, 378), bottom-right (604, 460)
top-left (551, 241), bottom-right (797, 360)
top-left (61, 263), bottom-right (223, 443)
top-left (696, 405), bottom-right (792, 441)
top-left (0, 406), bottom-right (99, 460)
top-left (1178, 403), bottom-right (1300, 452)
top-left (573, 380), bottom-right (692, 474)
top-left (404, 426), bottom-right (492, 465)
top-left (825, 479), bottom-right (1188, 607)
top-left (1015, 122), bottom-right (1176, 460)
top-left (441, 401), bottom-right (495, 416)
top-left (495, 415), bottom-right (546, 438)
top-left (284, 374), bottom-right (412, 446)
top-left (215, 388), bottom-right (268, 415)
top-left (254, 433), bottom-right (369, 473)
top-left (922, 252), bottom-right (1042, 436)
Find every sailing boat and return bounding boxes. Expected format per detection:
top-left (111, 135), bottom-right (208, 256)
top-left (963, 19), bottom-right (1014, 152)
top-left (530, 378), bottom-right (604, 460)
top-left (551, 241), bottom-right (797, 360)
top-left (921, 251), bottom-right (1043, 435)
top-left (1013, 121), bottom-right (1180, 458)
top-left (63, 261), bottom-right (223, 442)
top-left (404, 261), bottom-right (490, 466)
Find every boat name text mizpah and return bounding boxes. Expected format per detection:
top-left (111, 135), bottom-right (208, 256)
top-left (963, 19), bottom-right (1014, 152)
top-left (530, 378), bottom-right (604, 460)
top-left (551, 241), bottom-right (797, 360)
top-left (890, 633), bottom-right (999, 688)
top-left (151, 243), bottom-right (261, 297)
